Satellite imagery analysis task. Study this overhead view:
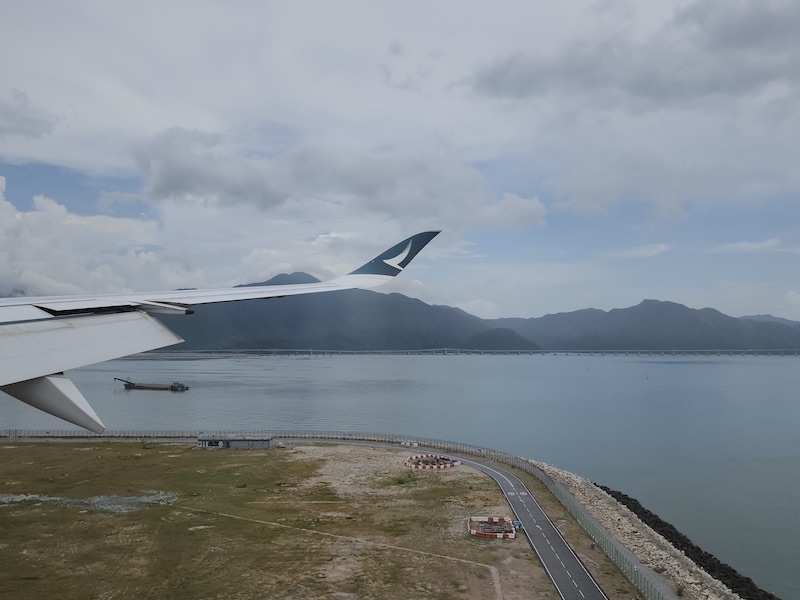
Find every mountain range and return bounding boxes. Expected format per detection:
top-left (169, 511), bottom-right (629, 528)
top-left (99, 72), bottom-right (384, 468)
top-left (155, 273), bottom-right (800, 351)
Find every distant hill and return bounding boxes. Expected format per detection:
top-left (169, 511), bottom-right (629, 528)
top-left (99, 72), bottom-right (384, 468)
top-left (491, 300), bottom-right (800, 351)
top-left (462, 328), bottom-right (541, 351)
top-left (159, 273), bottom-right (489, 351)
top-left (155, 278), bottom-right (800, 351)
top-left (740, 314), bottom-right (800, 332)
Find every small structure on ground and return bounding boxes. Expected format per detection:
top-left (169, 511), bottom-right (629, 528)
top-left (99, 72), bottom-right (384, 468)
top-left (467, 516), bottom-right (516, 539)
top-left (197, 437), bottom-right (272, 449)
top-left (403, 453), bottom-right (461, 469)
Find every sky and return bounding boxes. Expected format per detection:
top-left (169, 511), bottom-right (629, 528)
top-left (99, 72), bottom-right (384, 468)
top-left (2, 0), bottom-right (800, 320)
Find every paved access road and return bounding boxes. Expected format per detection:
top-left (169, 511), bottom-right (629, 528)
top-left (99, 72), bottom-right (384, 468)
top-left (457, 456), bottom-right (609, 600)
top-left (274, 438), bottom-right (609, 599)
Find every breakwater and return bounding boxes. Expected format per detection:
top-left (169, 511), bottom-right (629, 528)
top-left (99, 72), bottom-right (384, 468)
top-left (598, 486), bottom-right (779, 600)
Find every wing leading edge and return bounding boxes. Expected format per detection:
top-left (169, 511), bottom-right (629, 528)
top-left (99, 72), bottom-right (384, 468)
top-left (0, 231), bottom-right (440, 433)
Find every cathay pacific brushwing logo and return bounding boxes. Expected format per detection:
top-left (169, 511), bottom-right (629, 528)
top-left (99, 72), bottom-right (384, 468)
top-left (383, 240), bottom-right (413, 270)
top-left (347, 231), bottom-right (439, 277)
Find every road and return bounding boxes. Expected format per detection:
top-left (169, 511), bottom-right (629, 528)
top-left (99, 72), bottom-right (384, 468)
top-left (269, 437), bottom-right (609, 599)
top-left (456, 456), bottom-right (609, 600)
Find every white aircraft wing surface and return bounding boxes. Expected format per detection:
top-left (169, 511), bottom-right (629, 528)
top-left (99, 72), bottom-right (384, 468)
top-left (0, 231), bottom-right (439, 433)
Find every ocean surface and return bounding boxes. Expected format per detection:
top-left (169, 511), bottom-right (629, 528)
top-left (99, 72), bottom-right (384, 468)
top-left (2, 353), bottom-right (798, 598)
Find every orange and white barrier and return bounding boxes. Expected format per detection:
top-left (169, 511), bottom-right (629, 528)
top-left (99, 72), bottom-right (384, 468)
top-left (467, 516), bottom-right (516, 539)
top-left (403, 453), bottom-right (461, 469)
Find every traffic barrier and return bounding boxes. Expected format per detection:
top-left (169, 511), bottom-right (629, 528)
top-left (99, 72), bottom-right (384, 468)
top-left (467, 516), bottom-right (516, 539)
top-left (403, 453), bottom-right (461, 469)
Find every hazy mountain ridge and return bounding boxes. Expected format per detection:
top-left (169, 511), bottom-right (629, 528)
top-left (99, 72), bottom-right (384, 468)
top-left (160, 273), bottom-right (489, 351)
top-left (155, 274), bottom-right (800, 351)
top-left (740, 314), bottom-right (800, 332)
top-left (492, 299), bottom-right (800, 350)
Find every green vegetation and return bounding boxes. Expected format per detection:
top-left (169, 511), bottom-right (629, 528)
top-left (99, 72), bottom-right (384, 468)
top-left (0, 442), bottom-right (639, 599)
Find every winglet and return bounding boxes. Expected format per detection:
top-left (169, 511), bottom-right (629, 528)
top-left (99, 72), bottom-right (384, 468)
top-left (349, 231), bottom-right (440, 276)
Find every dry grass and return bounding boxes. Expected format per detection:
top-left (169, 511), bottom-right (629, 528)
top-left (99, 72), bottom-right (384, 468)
top-left (0, 442), bottom-right (635, 599)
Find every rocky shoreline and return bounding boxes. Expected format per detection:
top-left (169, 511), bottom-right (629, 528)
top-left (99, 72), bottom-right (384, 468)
top-left (596, 485), bottom-right (779, 600)
top-left (533, 462), bottom-right (780, 600)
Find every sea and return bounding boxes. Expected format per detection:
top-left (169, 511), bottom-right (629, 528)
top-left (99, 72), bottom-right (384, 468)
top-left (1, 353), bottom-right (798, 599)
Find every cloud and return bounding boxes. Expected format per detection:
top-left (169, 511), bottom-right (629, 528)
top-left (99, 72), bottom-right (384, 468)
top-left (786, 291), bottom-right (800, 313)
top-left (604, 244), bottom-right (669, 258)
top-left (471, 0), bottom-right (800, 110)
top-left (134, 127), bottom-right (542, 233)
top-left (0, 90), bottom-right (58, 139)
top-left (136, 127), bottom-right (285, 207)
top-left (463, 1), bottom-right (800, 218)
top-left (2, 2), bottom-right (800, 322)
top-left (0, 176), bottom-right (191, 296)
top-left (479, 193), bottom-right (546, 229)
top-left (712, 238), bottom-right (782, 253)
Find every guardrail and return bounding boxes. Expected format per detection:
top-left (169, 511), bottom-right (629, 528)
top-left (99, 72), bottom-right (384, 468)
top-left (2, 428), bottom-right (679, 599)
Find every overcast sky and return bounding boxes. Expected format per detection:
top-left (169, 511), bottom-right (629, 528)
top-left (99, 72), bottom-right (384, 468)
top-left (2, 0), bottom-right (800, 319)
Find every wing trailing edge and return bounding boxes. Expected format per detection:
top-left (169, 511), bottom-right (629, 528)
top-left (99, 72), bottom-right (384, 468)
top-left (0, 231), bottom-right (440, 431)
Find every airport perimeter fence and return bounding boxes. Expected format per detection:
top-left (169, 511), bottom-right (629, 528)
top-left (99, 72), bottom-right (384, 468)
top-left (3, 428), bottom-right (679, 599)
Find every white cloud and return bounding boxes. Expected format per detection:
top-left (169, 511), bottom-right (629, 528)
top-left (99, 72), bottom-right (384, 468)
top-left (132, 127), bottom-right (542, 235)
top-left (480, 193), bottom-right (546, 229)
top-left (2, 2), bottom-right (800, 321)
top-left (0, 178), bottom-right (194, 296)
top-left (604, 244), bottom-right (669, 258)
top-left (713, 239), bottom-right (782, 253)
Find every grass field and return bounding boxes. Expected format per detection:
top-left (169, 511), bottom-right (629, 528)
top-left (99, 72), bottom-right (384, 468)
top-left (0, 442), bottom-right (636, 599)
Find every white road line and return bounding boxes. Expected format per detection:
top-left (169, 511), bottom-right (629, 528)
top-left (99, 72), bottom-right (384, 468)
top-left (455, 454), bottom-right (608, 600)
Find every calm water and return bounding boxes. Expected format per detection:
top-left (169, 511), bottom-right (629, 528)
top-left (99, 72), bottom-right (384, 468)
top-left (2, 354), bottom-right (798, 598)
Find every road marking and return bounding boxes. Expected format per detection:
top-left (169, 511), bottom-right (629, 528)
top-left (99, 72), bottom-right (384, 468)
top-left (455, 454), bottom-right (607, 600)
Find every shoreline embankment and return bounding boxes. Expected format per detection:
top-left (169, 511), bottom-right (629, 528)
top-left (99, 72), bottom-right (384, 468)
top-left (534, 460), bottom-right (780, 600)
top-left (597, 485), bottom-right (778, 600)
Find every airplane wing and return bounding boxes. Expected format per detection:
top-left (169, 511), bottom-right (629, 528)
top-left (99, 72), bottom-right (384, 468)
top-left (0, 231), bottom-right (440, 433)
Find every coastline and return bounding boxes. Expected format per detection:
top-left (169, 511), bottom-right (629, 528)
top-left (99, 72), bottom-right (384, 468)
top-left (535, 462), bottom-right (779, 600)
top-left (597, 486), bottom-right (778, 600)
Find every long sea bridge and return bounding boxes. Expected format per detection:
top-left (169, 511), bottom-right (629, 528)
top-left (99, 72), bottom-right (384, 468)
top-left (172, 348), bottom-right (800, 357)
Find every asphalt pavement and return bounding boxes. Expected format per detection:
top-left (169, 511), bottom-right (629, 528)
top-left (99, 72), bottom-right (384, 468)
top-left (457, 456), bottom-right (609, 600)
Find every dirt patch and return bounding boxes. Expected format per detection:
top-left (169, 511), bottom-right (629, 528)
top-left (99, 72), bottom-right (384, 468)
top-left (0, 442), bottom-right (638, 599)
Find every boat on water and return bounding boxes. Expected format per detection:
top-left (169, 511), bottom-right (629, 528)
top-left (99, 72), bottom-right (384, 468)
top-left (114, 377), bottom-right (189, 392)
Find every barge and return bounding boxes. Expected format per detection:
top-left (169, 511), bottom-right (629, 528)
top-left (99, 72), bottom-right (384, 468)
top-left (114, 377), bottom-right (189, 392)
